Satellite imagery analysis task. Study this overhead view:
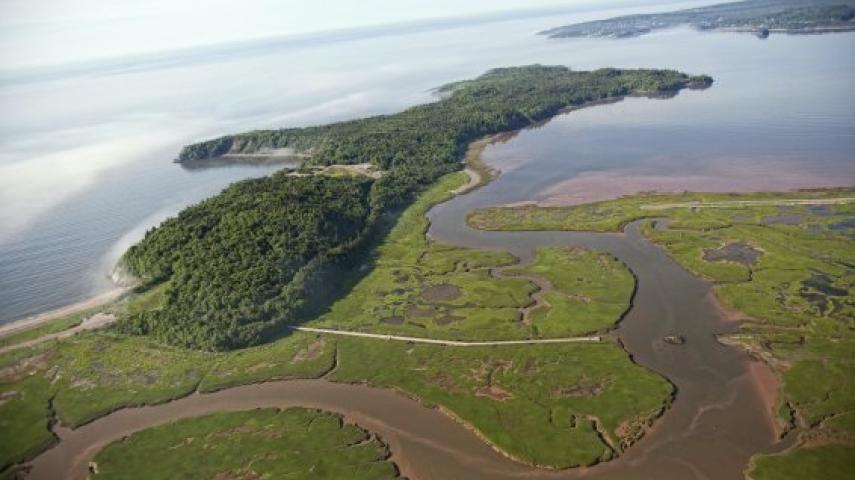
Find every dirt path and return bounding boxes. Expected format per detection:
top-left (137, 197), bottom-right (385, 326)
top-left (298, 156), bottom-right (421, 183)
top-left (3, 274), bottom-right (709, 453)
top-left (291, 326), bottom-right (599, 346)
top-left (515, 274), bottom-right (551, 327)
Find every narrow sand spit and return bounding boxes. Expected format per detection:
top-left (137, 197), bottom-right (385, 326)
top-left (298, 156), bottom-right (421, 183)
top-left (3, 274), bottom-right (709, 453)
top-left (0, 288), bottom-right (127, 339)
top-left (0, 313), bottom-right (117, 354)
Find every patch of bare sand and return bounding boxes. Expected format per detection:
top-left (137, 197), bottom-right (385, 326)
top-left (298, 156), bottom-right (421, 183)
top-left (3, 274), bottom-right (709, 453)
top-left (452, 168), bottom-right (482, 195)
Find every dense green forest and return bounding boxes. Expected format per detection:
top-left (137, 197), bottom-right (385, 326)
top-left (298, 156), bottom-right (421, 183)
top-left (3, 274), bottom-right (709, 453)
top-left (125, 65), bottom-right (711, 350)
top-left (120, 175), bottom-right (373, 350)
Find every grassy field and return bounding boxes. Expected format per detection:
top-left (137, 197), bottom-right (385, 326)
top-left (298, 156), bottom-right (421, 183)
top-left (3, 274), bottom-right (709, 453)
top-left (92, 408), bottom-right (399, 480)
top-left (0, 331), bottom-right (335, 472)
top-left (467, 189), bottom-right (855, 232)
top-left (468, 188), bottom-right (855, 475)
top-left (332, 337), bottom-right (670, 468)
top-left (0, 328), bottom-right (671, 473)
top-left (508, 247), bottom-right (634, 337)
top-left (309, 173), bottom-right (634, 340)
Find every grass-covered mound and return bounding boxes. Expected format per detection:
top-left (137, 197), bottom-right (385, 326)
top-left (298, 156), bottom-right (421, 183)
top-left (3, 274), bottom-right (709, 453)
top-left (123, 65), bottom-right (710, 350)
top-left (91, 408), bottom-right (399, 480)
top-left (468, 189), bottom-right (855, 474)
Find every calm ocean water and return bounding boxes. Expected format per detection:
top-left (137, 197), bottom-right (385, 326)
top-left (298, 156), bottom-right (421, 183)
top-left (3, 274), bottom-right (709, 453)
top-left (1, 1), bottom-right (853, 324)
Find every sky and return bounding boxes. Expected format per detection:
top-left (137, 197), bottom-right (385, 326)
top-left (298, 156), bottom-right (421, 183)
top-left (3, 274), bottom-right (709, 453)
top-left (0, 0), bottom-right (662, 71)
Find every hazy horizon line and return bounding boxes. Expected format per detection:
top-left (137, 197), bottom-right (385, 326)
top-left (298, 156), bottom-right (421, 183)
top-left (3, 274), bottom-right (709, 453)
top-left (0, 0), bottom-right (708, 86)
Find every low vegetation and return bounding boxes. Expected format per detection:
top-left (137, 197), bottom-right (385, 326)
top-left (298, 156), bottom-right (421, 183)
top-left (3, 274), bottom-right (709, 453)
top-left (0, 174), bottom-right (666, 475)
top-left (0, 376), bottom-right (54, 472)
top-left (309, 173), bottom-right (634, 340)
top-left (92, 408), bottom-right (399, 480)
top-left (467, 189), bottom-right (854, 233)
top-left (0, 325), bottom-right (672, 474)
top-left (0, 313), bottom-right (88, 350)
top-left (507, 247), bottom-right (634, 337)
top-left (469, 188), bottom-right (855, 475)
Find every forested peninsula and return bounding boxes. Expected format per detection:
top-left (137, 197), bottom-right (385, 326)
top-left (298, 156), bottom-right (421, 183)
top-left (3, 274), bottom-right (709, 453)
top-left (122, 65), bottom-right (711, 351)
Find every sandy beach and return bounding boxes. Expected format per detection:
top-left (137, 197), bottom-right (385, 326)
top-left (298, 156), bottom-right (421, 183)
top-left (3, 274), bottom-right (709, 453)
top-left (0, 288), bottom-right (127, 339)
